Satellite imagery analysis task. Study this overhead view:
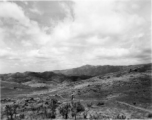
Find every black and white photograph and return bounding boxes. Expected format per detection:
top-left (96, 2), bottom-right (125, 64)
top-left (0, 0), bottom-right (151, 119)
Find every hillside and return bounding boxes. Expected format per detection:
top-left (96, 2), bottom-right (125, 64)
top-left (0, 71), bottom-right (91, 84)
top-left (54, 63), bottom-right (152, 76)
top-left (1, 63), bottom-right (152, 119)
top-left (0, 71), bottom-right (91, 98)
top-left (1, 63), bottom-right (151, 83)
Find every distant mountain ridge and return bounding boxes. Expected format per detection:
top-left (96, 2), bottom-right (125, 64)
top-left (53, 63), bottom-right (152, 76)
top-left (0, 63), bottom-right (151, 83)
top-left (54, 65), bottom-right (123, 76)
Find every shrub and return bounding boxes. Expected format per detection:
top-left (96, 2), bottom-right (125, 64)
top-left (71, 101), bottom-right (85, 120)
top-left (17, 114), bottom-right (25, 119)
top-left (34, 98), bottom-right (59, 119)
top-left (82, 111), bottom-right (88, 119)
top-left (4, 104), bottom-right (19, 120)
top-left (87, 102), bottom-right (93, 108)
top-left (49, 98), bottom-right (58, 110)
top-left (133, 102), bottom-right (136, 105)
top-left (115, 73), bottom-right (121, 77)
top-left (44, 98), bottom-right (58, 119)
top-left (97, 102), bottom-right (104, 106)
top-left (59, 103), bottom-right (71, 119)
top-left (90, 113), bottom-right (100, 119)
top-left (116, 113), bottom-right (126, 119)
top-left (147, 113), bottom-right (152, 118)
top-left (107, 76), bottom-right (110, 79)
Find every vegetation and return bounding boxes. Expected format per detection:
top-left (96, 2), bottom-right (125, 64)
top-left (96, 102), bottom-right (104, 106)
top-left (87, 102), bottom-right (93, 108)
top-left (147, 113), bottom-right (152, 118)
top-left (115, 113), bottom-right (126, 119)
top-left (2, 97), bottom-right (86, 120)
top-left (59, 103), bottom-right (71, 119)
top-left (4, 104), bottom-right (19, 120)
top-left (71, 101), bottom-right (85, 120)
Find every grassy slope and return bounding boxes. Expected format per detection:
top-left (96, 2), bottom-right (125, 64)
top-left (46, 71), bottom-right (152, 119)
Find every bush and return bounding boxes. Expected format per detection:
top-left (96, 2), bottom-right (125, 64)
top-left (97, 102), bottom-right (104, 106)
top-left (59, 103), bottom-right (71, 119)
top-left (71, 101), bottom-right (85, 120)
top-left (82, 111), bottom-right (88, 119)
top-left (107, 76), bottom-right (110, 79)
top-left (90, 113), bottom-right (100, 119)
top-left (115, 73), bottom-right (121, 77)
top-left (147, 113), bottom-right (152, 118)
top-left (4, 104), bottom-right (19, 120)
top-left (49, 98), bottom-right (58, 109)
top-left (44, 98), bottom-right (58, 119)
top-left (87, 102), bottom-right (93, 108)
top-left (116, 113), bottom-right (126, 119)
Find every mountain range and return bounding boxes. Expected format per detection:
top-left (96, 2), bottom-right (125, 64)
top-left (0, 63), bottom-right (151, 83)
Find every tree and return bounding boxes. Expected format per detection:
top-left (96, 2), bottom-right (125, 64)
top-left (71, 101), bottom-right (85, 120)
top-left (41, 99), bottom-right (58, 119)
top-left (4, 104), bottom-right (19, 120)
top-left (59, 103), bottom-right (71, 119)
top-left (48, 98), bottom-right (58, 118)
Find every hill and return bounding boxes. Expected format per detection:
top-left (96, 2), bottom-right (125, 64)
top-left (0, 71), bottom-right (91, 84)
top-left (0, 63), bottom-right (152, 119)
top-left (54, 63), bottom-right (152, 76)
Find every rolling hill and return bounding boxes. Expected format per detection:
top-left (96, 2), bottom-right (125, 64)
top-left (54, 63), bottom-right (152, 76)
top-left (0, 63), bottom-right (152, 119)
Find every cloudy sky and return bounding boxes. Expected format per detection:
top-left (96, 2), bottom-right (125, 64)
top-left (0, 0), bottom-right (151, 73)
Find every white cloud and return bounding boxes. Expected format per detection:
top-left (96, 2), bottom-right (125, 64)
top-left (90, 48), bottom-right (129, 58)
top-left (29, 7), bottom-right (42, 15)
top-left (0, 0), bottom-right (151, 73)
top-left (46, 0), bottom-right (147, 52)
top-left (0, 2), bottom-right (30, 25)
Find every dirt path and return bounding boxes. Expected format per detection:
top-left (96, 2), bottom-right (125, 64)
top-left (117, 101), bottom-right (152, 113)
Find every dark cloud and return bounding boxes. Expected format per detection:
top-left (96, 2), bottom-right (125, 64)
top-left (14, 1), bottom-right (73, 28)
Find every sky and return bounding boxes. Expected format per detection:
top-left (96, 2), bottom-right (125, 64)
top-left (0, 0), bottom-right (151, 73)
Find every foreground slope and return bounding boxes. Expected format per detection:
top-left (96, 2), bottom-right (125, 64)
top-left (50, 68), bottom-right (152, 119)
